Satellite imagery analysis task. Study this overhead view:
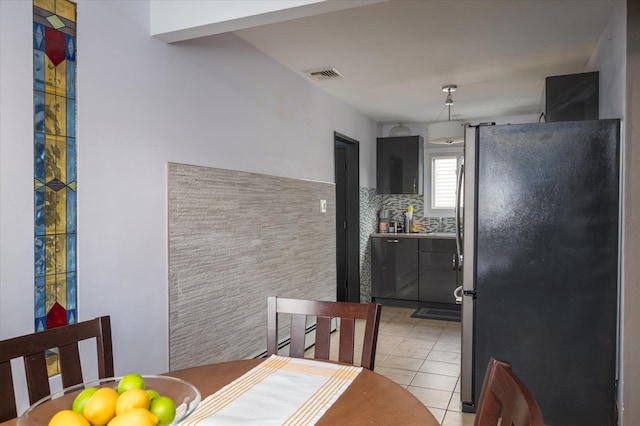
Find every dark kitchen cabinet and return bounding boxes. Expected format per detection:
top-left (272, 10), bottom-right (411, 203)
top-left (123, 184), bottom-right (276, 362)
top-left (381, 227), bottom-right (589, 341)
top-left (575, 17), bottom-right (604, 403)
top-left (371, 237), bottom-right (419, 300)
top-left (376, 136), bottom-right (424, 194)
top-left (419, 239), bottom-right (458, 304)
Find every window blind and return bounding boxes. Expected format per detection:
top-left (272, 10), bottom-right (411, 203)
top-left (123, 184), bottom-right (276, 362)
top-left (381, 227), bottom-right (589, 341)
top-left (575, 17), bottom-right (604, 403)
top-left (432, 157), bottom-right (458, 209)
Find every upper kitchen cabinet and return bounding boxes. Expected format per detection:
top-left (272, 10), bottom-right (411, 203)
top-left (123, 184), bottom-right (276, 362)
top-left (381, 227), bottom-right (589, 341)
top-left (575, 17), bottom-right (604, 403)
top-left (376, 136), bottom-right (424, 194)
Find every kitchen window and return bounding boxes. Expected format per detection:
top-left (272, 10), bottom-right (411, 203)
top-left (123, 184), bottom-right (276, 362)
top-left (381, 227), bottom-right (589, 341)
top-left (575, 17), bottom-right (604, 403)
top-left (424, 148), bottom-right (463, 217)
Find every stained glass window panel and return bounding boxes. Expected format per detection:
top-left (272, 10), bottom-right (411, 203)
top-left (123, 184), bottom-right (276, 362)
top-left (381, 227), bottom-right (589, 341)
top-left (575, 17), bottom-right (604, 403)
top-left (33, 0), bottom-right (77, 350)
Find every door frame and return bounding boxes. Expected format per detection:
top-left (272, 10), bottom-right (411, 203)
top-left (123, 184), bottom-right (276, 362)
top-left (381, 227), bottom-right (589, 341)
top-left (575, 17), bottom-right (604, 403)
top-left (334, 132), bottom-right (360, 303)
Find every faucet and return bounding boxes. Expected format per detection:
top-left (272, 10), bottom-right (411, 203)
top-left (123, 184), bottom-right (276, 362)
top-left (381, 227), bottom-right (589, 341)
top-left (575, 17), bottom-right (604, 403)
top-left (439, 217), bottom-right (443, 232)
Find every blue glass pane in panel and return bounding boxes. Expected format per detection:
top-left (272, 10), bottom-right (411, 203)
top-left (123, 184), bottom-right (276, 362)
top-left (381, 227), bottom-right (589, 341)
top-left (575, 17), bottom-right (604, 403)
top-left (35, 133), bottom-right (45, 180)
top-left (35, 187), bottom-right (46, 235)
top-left (66, 189), bottom-right (76, 234)
top-left (35, 317), bottom-right (46, 332)
top-left (66, 272), bottom-right (76, 310)
top-left (35, 236), bottom-right (46, 276)
top-left (65, 35), bottom-right (75, 61)
top-left (35, 90), bottom-right (45, 133)
top-left (34, 51), bottom-right (44, 92)
top-left (66, 137), bottom-right (76, 182)
top-left (66, 61), bottom-right (76, 99)
top-left (66, 234), bottom-right (76, 271)
top-left (67, 101), bottom-right (76, 138)
top-left (33, 23), bottom-right (44, 50)
top-left (35, 279), bottom-right (47, 317)
top-left (67, 309), bottom-right (76, 325)
top-left (33, 90), bottom-right (44, 133)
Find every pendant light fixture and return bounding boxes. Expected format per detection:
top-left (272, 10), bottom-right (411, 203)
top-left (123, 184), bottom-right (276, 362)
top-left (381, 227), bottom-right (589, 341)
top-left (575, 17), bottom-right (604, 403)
top-left (427, 85), bottom-right (465, 145)
top-left (388, 122), bottom-right (412, 137)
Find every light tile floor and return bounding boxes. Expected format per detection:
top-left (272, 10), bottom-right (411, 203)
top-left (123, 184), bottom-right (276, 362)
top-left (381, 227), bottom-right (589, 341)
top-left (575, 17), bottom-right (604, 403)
top-left (374, 306), bottom-right (475, 425)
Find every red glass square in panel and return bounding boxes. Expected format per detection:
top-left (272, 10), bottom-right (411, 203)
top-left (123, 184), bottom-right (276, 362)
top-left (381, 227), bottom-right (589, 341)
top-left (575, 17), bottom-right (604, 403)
top-left (46, 301), bottom-right (68, 329)
top-left (44, 27), bottom-right (66, 67)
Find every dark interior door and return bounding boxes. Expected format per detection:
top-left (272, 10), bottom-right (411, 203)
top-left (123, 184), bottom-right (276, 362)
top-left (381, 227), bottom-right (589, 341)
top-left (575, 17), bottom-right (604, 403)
top-left (335, 133), bottom-right (360, 302)
top-left (335, 146), bottom-right (348, 302)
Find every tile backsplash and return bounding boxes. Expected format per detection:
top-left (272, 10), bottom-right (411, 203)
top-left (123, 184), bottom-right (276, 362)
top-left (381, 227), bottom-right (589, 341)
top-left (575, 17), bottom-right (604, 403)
top-left (358, 187), bottom-right (382, 303)
top-left (380, 193), bottom-right (456, 233)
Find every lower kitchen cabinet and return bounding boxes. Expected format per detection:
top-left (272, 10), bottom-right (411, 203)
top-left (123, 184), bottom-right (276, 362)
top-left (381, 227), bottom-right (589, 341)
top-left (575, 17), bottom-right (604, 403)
top-left (419, 239), bottom-right (458, 304)
top-left (371, 237), bottom-right (419, 300)
top-left (371, 236), bottom-right (459, 306)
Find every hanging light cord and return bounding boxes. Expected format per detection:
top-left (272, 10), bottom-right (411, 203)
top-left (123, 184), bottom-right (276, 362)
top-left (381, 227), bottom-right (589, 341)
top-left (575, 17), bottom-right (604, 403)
top-left (434, 89), bottom-right (458, 122)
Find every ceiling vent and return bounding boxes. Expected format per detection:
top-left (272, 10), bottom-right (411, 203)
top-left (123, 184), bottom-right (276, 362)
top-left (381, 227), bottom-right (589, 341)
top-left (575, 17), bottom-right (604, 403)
top-left (304, 67), bottom-right (344, 81)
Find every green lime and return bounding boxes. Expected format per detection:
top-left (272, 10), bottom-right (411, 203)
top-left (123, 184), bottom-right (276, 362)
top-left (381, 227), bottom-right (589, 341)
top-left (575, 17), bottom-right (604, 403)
top-left (150, 395), bottom-right (177, 426)
top-left (71, 387), bottom-right (98, 414)
top-left (116, 373), bottom-right (145, 394)
top-left (146, 389), bottom-right (161, 401)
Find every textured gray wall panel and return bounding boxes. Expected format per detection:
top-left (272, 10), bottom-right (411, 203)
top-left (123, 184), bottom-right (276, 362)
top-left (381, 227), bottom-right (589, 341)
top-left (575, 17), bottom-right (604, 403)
top-left (168, 163), bottom-right (336, 371)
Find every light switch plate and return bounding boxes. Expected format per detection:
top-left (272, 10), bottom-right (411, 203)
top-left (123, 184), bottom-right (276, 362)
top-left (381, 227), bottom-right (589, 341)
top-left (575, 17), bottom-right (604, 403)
top-left (320, 199), bottom-right (327, 213)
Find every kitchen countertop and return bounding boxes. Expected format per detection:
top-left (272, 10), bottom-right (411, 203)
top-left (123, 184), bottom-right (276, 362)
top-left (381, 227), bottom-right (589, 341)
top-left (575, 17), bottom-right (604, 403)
top-left (370, 232), bottom-right (456, 239)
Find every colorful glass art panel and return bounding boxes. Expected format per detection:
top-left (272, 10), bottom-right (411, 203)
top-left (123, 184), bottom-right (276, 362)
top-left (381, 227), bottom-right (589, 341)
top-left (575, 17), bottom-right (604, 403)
top-left (33, 0), bottom-right (77, 347)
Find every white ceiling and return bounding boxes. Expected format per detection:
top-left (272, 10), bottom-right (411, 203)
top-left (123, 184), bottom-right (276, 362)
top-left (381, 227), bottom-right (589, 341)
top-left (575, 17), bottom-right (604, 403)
top-left (232, 0), bottom-right (618, 125)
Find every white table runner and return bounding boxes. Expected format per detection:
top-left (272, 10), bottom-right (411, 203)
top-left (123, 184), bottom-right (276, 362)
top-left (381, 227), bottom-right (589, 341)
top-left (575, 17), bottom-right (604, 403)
top-left (178, 355), bottom-right (362, 426)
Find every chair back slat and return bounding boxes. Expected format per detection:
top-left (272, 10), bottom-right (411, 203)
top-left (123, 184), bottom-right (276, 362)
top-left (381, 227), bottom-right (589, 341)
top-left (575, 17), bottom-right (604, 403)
top-left (474, 357), bottom-right (544, 426)
top-left (313, 317), bottom-right (331, 359)
top-left (58, 343), bottom-right (84, 388)
top-left (96, 319), bottom-right (114, 377)
top-left (289, 314), bottom-right (307, 358)
top-left (0, 316), bottom-right (113, 422)
top-left (337, 318), bottom-right (355, 365)
top-left (0, 362), bottom-right (17, 422)
top-left (24, 352), bottom-right (51, 403)
top-left (266, 297), bottom-right (278, 357)
top-left (266, 297), bottom-right (381, 370)
top-left (360, 306), bottom-right (379, 370)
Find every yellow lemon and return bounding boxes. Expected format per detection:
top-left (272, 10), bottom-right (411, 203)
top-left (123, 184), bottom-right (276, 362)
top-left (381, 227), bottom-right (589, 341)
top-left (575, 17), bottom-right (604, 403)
top-left (48, 409), bottom-right (90, 426)
top-left (106, 408), bottom-right (159, 426)
top-left (48, 409), bottom-right (91, 426)
top-left (83, 387), bottom-right (118, 426)
top-left (115, 388), bottom-right (150, 415)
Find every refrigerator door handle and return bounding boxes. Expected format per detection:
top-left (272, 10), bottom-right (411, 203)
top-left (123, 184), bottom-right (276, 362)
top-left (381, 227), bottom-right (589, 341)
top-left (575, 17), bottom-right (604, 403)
top-left (455, 163), bottom-right (464, 268)
top-left (454, 285), bottom-right (463, 304)
top-left (460, 125), bottom-right (476, 409)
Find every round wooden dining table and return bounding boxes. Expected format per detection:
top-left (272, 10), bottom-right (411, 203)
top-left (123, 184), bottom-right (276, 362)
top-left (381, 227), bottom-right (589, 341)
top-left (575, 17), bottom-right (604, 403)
top-left (3, 358), bottom-right (440, 425)
top-left (167, 358), bottom-right (439, 425)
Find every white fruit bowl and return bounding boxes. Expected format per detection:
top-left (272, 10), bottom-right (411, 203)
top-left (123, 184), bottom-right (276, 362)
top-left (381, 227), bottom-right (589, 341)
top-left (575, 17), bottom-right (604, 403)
top-left (18, 375), bottom-right (201, 426)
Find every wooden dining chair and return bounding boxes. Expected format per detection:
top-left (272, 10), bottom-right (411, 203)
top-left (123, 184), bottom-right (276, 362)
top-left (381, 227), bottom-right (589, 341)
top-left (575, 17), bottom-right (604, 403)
top-left (474, 357), bottom-right (544, 426)
top-left (267, 296), bottom-right (382, 370)
top-left (0, 316), bottom-right (114, 422)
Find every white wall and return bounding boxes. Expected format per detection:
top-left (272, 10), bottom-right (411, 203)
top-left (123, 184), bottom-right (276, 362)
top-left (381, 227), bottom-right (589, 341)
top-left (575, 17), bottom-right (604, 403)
top-left (583, 1), bottom-right (628, 422)
top-left (623, 2), bottom-right (640, 424)
top-left (0, 0), bottom-right (36, 345)
top-left (585, 1), bottom-right (626, 120)
top-left (0, 0), bottom-right (376, 410)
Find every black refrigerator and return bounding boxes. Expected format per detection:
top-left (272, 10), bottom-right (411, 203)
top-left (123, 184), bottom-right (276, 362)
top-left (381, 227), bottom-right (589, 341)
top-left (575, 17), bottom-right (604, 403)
top-left (458, 120), bottom-right (620, 426)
